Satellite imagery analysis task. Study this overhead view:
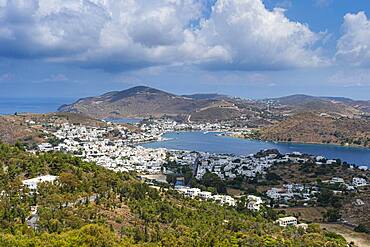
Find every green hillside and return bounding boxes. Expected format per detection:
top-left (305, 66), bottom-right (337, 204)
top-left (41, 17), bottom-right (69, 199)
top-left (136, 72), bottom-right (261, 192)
top-left (0, 143), bottom-right (347, 246)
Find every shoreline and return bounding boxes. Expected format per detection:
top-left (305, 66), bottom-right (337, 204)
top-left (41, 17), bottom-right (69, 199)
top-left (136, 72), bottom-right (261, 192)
top-left (140, 131), bottom-right (370, 167)
top-left (143, 130), bottom-right (370, 151)
top-left (226, 132), bottom-right (370, 150)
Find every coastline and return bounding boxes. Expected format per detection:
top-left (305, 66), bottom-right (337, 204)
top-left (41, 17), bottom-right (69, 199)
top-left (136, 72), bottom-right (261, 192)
top-left (141, 131), bottom-right (370, 167)
top-left (226, 132), bottom-right (370, 150)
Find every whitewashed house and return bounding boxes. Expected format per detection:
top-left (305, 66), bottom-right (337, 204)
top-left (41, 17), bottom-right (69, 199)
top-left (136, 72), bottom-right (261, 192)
top-left (247, 195), bottom-right (263, 211)
top-left (23, 175), bottom-right (58, 191)
top-left (198, 191), bottom-right (213, 200)
top-left (276, 216), bottom-right (297, 227)
top-left (352, 177), bottom-right (367, 187)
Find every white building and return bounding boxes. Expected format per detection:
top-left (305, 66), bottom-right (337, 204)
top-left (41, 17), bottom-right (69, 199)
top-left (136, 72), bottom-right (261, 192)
top-left (198, 191), bottom-right (213, 200)
top-left (354, 199), bottom-right (365, 206)
top-left (330, 177), bottom-right (344, 184)
top-left (247, 195), bottom-right (263, 211)
top-left (247, 201), bottom-right (261, 211)
top-left (276, 216), bottom-right (298, 227)
top-left (185, 188), bottom-right (201, 198)
top-left (222, 195), bottom-right (236, 206)
top-left (296, 223), bottom-right (308, 230)
top-left (352, 177), bottom-right (367, 187)
top-left (266, 188), bottom-right (280, 199)
top-left (212, 195), bottom-right (236, 206)
top-left (23, 175), bottom-right (58, 191)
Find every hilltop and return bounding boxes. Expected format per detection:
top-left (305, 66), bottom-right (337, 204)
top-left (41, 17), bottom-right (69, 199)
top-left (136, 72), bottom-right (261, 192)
top-left (58, 86), bottom-right (215, 118)
top-left (59, 87), bottom-right (370, 120)
top-left (58, 86), bottom-right (272, 123)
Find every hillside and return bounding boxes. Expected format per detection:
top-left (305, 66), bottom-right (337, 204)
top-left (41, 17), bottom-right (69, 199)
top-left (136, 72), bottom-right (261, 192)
top-left (258, 112), bottom-right (370, 147)
top-left (182, 93), bottom-right (229, 100)
top-left (59, 87), bottom-right (370, 123)
top-left (59, 86), bottom-right (216, 118)
top-left (58, 86), bottom-right (273, 124)
top-left (0, 115), bottom-right (43, 144)
top-left (0, 112), bottom-right (106, 145)
top-left (0, 143), bottom-right (348, 246)
top-left (264, 94), bottom-right (368, 117)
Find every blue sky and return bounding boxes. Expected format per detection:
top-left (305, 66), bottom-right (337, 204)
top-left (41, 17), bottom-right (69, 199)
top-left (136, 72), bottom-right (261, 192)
top-left (0, 0), bottom-right (370, 100)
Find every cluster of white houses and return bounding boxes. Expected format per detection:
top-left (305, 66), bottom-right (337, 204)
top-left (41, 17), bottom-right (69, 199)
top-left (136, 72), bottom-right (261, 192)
top-left (266, 184), bottom-right (318, 202)
top-left (194, 152), bottom-right (279, 180)
top-left (175, 186), bottom-right (236, 206)
top-left (139, 118), bottom-right (233, 134)
top-left (174, 185), bottom-right (264, 210)
top-left (38, 123), bottom-right (168, 174)
top-left (266, 176), bottom-right (368, 205)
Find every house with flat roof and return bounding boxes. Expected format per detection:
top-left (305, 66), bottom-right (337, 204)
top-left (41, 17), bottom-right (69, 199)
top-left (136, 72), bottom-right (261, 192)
top-left (276, 216), bottom-right (297, 227)
top-left (23, 175), bottom-right (58, 191)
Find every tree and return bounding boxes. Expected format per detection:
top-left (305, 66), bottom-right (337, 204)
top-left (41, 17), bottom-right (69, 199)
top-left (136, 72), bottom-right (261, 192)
top-left (354, 224), bottom-right (370, 234)
top-left (200, 172), bottom-right (226, 193)
top-left (317, 189), bottom-right (342, 208)
top-left (324, 209), bottom-right (341, 222)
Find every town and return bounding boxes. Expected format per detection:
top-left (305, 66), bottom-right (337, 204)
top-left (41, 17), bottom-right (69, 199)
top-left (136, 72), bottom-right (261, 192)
top-left (33, 118), bottom-right (368, 217)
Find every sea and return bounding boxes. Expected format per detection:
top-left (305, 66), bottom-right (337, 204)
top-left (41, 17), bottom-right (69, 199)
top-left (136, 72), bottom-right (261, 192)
top-left (142, 131), bottom-right (370, 167)
top-left (0, 97), bottom-right (76, 115)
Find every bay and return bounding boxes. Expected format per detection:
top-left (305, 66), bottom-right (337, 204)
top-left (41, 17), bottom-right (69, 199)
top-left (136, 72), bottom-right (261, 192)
top-left (142, 131), bottom-right (370, 167)
top-left (103, 117), bottom-right (142, 124)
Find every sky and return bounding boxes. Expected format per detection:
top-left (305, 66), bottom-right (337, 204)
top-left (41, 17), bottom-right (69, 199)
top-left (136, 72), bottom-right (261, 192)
top-left (0, 0), bottom-right (370, 100)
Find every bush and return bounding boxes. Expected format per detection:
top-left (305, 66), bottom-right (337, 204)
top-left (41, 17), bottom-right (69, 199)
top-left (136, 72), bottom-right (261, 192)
top-left (354, 224), bottom-right (370, 234)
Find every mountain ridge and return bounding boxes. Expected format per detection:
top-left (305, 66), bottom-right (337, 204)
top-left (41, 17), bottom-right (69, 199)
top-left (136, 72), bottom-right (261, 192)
top-left (58, 86), bottom-right (370, 120)
top-left (58, 86), bottom-right (217, 118)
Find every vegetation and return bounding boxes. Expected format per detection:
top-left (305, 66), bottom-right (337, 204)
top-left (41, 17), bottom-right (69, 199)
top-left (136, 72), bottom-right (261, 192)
top-left (354, 224), bottom-right (370, 234)
top-left (257, 112), bottom-right (370, 147)
top-left (266, 161), bottom-right (368, 186)
top-left (0, 143), bottom-right (348, 246)
top-left (0, 113), bottom-right (107, 147)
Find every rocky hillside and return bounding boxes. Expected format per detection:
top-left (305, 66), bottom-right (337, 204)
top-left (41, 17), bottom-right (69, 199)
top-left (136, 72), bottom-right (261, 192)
top-left (0, 112), bottom-right (106, 145)
top-left (264, 94), bottom-right (369, 117)
top-left (59, 86), bottom-right (219, 118)
top-left (0, 115), bottom-right (43, 144)
top-left (258, 112), bottom-right (370, 147)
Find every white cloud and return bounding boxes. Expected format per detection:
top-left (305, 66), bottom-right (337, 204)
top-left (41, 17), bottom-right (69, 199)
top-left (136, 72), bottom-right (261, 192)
top-left (192, 0), bottom-right (326, 70)
top-left (0, 0), bottom-right (326, 72)
top-left (336, 12), bottom-right (370, 67)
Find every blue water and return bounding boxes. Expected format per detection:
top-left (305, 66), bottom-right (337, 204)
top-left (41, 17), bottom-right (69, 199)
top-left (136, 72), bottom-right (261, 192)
top-left (104, 117), bottom-right (142, 124)
top-left (0, 98), bottom-right (76, 115)
top-left (142, 132), bottom-right (370, 167)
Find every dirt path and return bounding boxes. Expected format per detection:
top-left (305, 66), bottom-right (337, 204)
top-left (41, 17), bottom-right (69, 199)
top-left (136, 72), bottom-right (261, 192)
top-left (320, 223), bottom-right (370, 247)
